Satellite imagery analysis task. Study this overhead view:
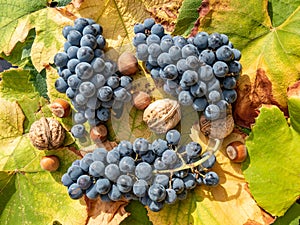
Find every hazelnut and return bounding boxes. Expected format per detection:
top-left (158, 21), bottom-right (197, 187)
top-left (226, 141), bottom-right (248, 163)
top-left (29, 117), bottom-right (65, 150)
top-left (117, 52), bottom-right (138, 76)
top-left (132, 91), bottom-right (151, 110)
top-left (40, 155), bottom-right (60, 172)
top-left (49, 99), bottom-right (71, 118)
top-left (90, 124), bottom-right (108, 144)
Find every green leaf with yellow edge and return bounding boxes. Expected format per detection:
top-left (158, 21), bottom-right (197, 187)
top-left (243, 103), bottom-right (300, 216)
top-left (147, 129), bottom-right (274, 225)
top-left (198, 0), bottom-right (300, 127)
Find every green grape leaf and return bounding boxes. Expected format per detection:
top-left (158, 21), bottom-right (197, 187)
top-left (173, 0), bottom-right (202, 36)
top-left (147, 130), bottom-right (274, 225)
top-left (198, 0), bottom-right (300, 127)
top-left (243, 102), bottom-right (300, 216)
top-left (121, 201), bottom-right (152, 225)
top-left (272, 203), bottom-right (300, 225)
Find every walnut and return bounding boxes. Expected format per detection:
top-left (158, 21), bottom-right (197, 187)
top-left (143, 98), bottom-right (181, 134)
top-left (29, 117), bottom-right (65, 150)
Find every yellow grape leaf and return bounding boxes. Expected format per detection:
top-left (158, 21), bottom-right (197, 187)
top-left (147, 126), bottom-right (275, 225)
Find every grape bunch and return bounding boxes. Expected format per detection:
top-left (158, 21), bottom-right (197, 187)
top-left (53, 17), bottom-right (133, 139)
top-left (62, 129), bottom-right (220, 212)
top-left (132, 18), bottom-right (242, 121)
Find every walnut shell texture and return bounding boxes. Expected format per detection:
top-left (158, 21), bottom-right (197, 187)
top-left (143, 98), bottom-right (181, 134)
top-left (29, 117), bottom-right (65, 150)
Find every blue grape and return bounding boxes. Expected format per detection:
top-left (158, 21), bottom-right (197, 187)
top-left (232, 48), bottom-right (241, 60)
top-left (97, 86), bottom-right (113, 102)
top-left (104, 164), bottom-right (120, 182)
top-left (73, 111), bottom-right (87, 124)
top-left (161, 150), bottom-right (178, 165)
top-left (62, 25), bottom-right (73, 39)
top-left (54, 52), bottom-right (69, 67)
top-left (75, 93), bottom-right (88, 106)
top-left (199, 49), bottom-right (215, 65)
top-left (106, 75), bottom-right (120, 89)
top-left (79, 81), bottom-right (96, 97)
top-left (96, 178), bottom-right (111, 194)
top-left (64, 41), bottom-right (72, 52)
top-left (67, 58), bottom-right (80, 72)
top-left (79, 153), bottom-right (93, 172)
top-left (141, 150), bottom-right (156, 164)
top-left (176, 59), bottom-right (188, 74)
top-left (169, 46), bottom-right (182, 61)
top-left (135, 162), bottom-right (153, 180)
top-left (133, 33), bottom-right (147, 46)
top-left (108, 184), bottom-right (122, 201)
top-left (148, 183), bottom-right (166, 202)
top-left (186, 55), bottom-right (200, 70)
top-left (89, 161), bottom-right (105, 177)
top-left (162, 64), bottom-right (178, 80)
top-left (77, 174), bottom-right (92, 190)
top-left (146, 34), bottom-right (160, 45)
top-left (92, 23), bottom-right (103, 35)
top-left (92, 148), bottom-right (108, 162)
top-left (74, 18), bottom-right (89, 32)
top-left (134, 23), bottom-right (145, 34)
top-left (67, 30), bottom-right (82, 46)
top-left (165, 188), bottom-right (177, 204)
top-left (133, 179), bottom-right (148, 197)
top-left (154, 174), bottom-right (169, 188)
top-left (157, 52), bottom-right (173, 68)
top-left (116, 175), bottom-right (133, 193)
top-left (193, 32), bottom-right (208, 49)
top-left (181, 44), bottom-right (198, 58)
top-left (82, 25), bottom-right (97, 36)
top-left (71, 124), bottom-right (86, 138)
top-left (154, 157), bottom-right (168, 170)
top-left (200, 151), bottom-right (216, 169)
top-left (213, 61), bottom-right (229, 78)
top-left (94, 49), bottom-right (104, 58)
top-left (136, 43), bottom-right (149, 61)
top-left (204, 104), bottom-right (220, 120)
top-left (173, 36), bottom-right (187, 48)
top-left (181, 70), bottom-right (198, 86)
top-left (91, 57), bottom-right (105, 73)
top-left (67, 46), bottom-right (79, 59)
top-left (97, 35), bottom-right (106, 49)
top-left (119, 156), bottom-right (135, 173)
top-left (223, 89), bottom-right (237, 103)
top-left (117, 140), bottom-right (133, 157)
top-left (148, 201), bottom-right (164, 212)
top-left (192, 97), bottom-right (208, 111)
top-left (151, 139), bottom-right (168, 156)
top-left (55, 77), bottom-right (68, 93)
top-left (221, 34), bottom-right (229, 45)
top-left (77, 46), bottom-right (94, 62)
top-left (68, 183), bottom-right (84, 199)
top-left (61, 68), bottom-right (72, 80)
top-left (183, 173), bottom-right (197, 190)
top-left (75, 62), bottom-right (93, 80)
top-left (223, 76), bottom-right (237, 89)
top-left (61, 173), bottom-right (73, 187)
top-left (66, 87), bottom-right (75, 99)
top-left (143, 18), bottom-right (155, 30)
top-left (160, 38), bottom-right (174, 52)
top-left (165, 129), bottom-right (181, 145)
top-left (91, 73), bottom-right (106, 88)
top-left (113, 87), bottom-right (128, 101)
top-left (172, 178), bottom-right (184, 194)
top-left (199, 65), bottom-right (214, 81)
top-left (148, 43), bottom-right (161, 57)
top-left (207, 78), bottom-right (221, 92)
top-left (67, 75), bottom-right (81, 89)
top-left (185, 142), bottom-right (202, 158)
top-left (86, 184), bottom-right (99, 199)
top-left (208, 90), bottom-right (222, 103)
top-left (178, 90), bottom-right (193, 106)
top-left (106, 148), bottom-right (120, 164)
top-left (190, 82), bottom-right (207, 97)
top-left (207, 32), bottom-right (223, 50)
top-left (151, 24), bottom-right (164, 38)
top-left (96, 107), bottom-right (110, 121)
top-left (80, 34), bottom-right (97, 49)
top-left (120, 76), bottom-right (133, 89)
top-left (133, 138), bottom-right (149, 155)
top-left (67, 165), bottom-right (84, 181)
top-left (203, 171), bottom-right (219, 186)
top-left (228, 60), bottom-right (242, 75)
top-left (215, 45), bottom-right (234, 62)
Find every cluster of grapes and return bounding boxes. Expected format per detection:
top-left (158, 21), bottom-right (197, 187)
top-left (62, 129), bottom-right (220, 212)
top-left (53, 18), bottom-right (133, 139)
top-left (133, 18), bottom-right (242, 120)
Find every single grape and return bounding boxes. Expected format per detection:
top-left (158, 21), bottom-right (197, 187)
top-left (66, 87), bottom-right (75, 99)
top-left (133, 138), bottom-right (149, 155)
top-left (67, 30), bottom-right (82, 46)
top-left (73, 111), bottom-right (87, 124)
top-left (143, 18), bottom-right (155, 30)
top-left (221, 34), bottom-right (229, 45)
top-left (181, 70), bottom-right (198, 86)
top-left (178, 90), bottom-right (193, 106)
top-left (208, 90), bottom-right (222, 103)
top-left (141, 150), bottom-right (156, 164)
top-left (67, 165), bottom-right (84, 181)
top-left (62, 25), bottom-right (74, 39)
top-left (117, 140), bottom-right (133, 157)
top-left (82, 25), bottom-right (98, 36)
top-left (120, 76), bottom-right (133, 89)
top-left (67, 46), bottom-right (79, 59)
top-left (161, 150), bottom-right (178, 165)
top-left (192, 97), bottom-right (208, 111)
top-left (55, 77), bottom-right (68, 93)
top-left (154, 174), bottom-right (170, 188)
top-left (173, 36), bottom-right (187, 48)
top-left (199, 65), bottom-right (214, 81)
top-left (91, 57), bottom-right (105, 73)
top-left (77, 174), bottom-right (92, 190)
top-left (183, 173), bottom-right (197, 190)
top-left (148, 183), bottom-right (166, 202)
top-left (185, 142), bottom-right (202, 158)
top-left (106, 75), bottom-right (120, 89)
top-left (96, 35), bottom-right (106, 49)
top-left (79, 153), bottom-right (93, 172)
top-left (61, 173), bottom-right (73, 187)
top-left (92, 148), bottom-right (108, 162)
top-left (61, 69), bottom-right (73, 80)
top-left (96, 107), bottom-right (110, 121)
top-left (104, 164), bottom-right (120, 182)
top-left (199, 49), bottom-right (215, 65)
top-left (165, 129), bottom-right (181, 146)
top-left (71, 124), bottom-right (86, 138)
top-left (119, 156), bottom-right (135, 173)
top-left (74, 18), bottom-right (89, 32)
top-left (151, 139), bottom-right (169, 156)
top-left (169, 45), bottom-right (182, 61)
top-left (146, 34), bottom-right (161, 45)
top-left (75, 93), bottom-right (88, 106)
top-left (79, 81), bottom-right (96, 98)
top-left (176, 58), bottom-right (189, 74)
top-left (157, 52), bottom-right (173, 68)
top-left (213, 61), bottom-right (229, 78)
top-left (232, 48), bottom-right (241, 60)
top-left (80, 34), bottom-right (97, 49)
top-left (68, 183), bottom-right (84, 199)
top-left (134, 23), bottom-right (145, 34)
top-left (133, 179), bottom-right (148, 197)
top-left (108, 184), bottom-right (122, 201)
top-left (136, 43), bottom-right (149, 61)
top-left (148, 43), bottom-right (161, 57)
top-left (133, 33), bottom-right (146, 47)
top-left (186, 55), bottom-right (200, 70)
top-left (75, 62), bottom-right (93, 80)
top-left (97, 86), bottom-right (113, 102)
top-left (106, 148), bottom-right (120, 164)
top-left (67, 58), bottom-right (80, 73)
top-left (135, 162), bottom-right (153, 180)
top-left (160, 37), bottom-right (174, 52)
top-left (207, 32), bottom-right (223, 50)
top-left (193, 32), bottom-right (208, 49)
top-left (223, 89), bottom-right (237, 104)
top-left (96, 178), bottom-right (111, 194)
top-left (223, 76), bottom-right (237, 89)
top-left (204, 104), bottom-right (220, 120)
top-left (116, 175), bottom-right (133, 193)
top-left (165, 188), bottom-right (177, 204)
top-left (151, 24), bottom-right (164, 37)
top-left (77, 46), bottom-right (94, 62)
top-left (172, 178), bottom-right (185, 194)
top-left (162, 64), bottom-right (178, 80)
top-left (215, 45), bottom-right (234, 62)
top-left (203, 171), bottom-right (219, 186)
top-left (89, 161), bottom-right (105, 177)
top-left (207, 78), bottom-right (221, 92)
top-left (200, 151), bottom-right (216, 169)
top-left (228, 60), bottom-right (242, 75)
top-left (86, 184), bottom-right (99, 199)
top-left (181, 44), bottom-right (198, 58)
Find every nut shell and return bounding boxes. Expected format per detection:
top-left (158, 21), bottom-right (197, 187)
top-left (49, 99), bottom-right (71, 118)
top-left (132, 91), bottom-right (151, 110)
top-left (90, 124), bottom-right (108, 144)
top-left (29, 117), bottom-right (65, 150)
top-left (226, 141), bottom-right (247, 162)
top-left (143, 98), bottom-right (181, 134)
top-left (40, 155), bottom-right (60, 172)
top-left (118, 52), bottom-right (138, 76)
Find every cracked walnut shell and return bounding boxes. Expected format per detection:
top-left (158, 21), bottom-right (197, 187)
top-left (143, 98), bottom-right (181, 134)
top-left (29, 117), bottom-right (65, 150)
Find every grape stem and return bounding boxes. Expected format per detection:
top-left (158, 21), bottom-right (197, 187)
top-left (154, 139), bottom-right (221, 174)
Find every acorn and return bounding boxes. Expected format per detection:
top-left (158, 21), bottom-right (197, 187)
top-left (40, 155), bottom-right (60, 172)
top-left (225, 141), bottom-right (248, 163)
top-left (90, 124), bottom-right (108, 144)
top-left (117, 52), bottom-right (138, 76)
top-left (49, 99), bottom-right (71, 118)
